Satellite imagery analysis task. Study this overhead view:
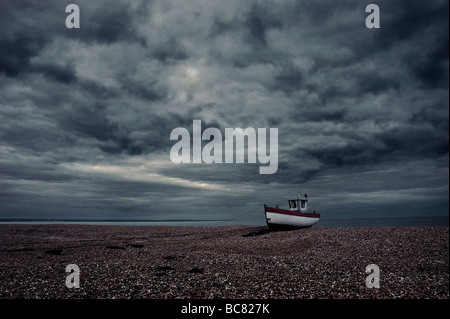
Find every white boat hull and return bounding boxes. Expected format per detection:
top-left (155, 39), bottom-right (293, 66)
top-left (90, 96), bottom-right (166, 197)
top-left (265, 206), bottom-right (320, 229)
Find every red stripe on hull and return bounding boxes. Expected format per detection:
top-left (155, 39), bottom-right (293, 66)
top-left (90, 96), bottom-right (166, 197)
top-left (265, 206), bottom-right (320, 218)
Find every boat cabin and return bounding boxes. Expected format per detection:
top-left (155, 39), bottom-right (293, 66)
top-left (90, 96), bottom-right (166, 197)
top-left (288, 194), bottom-right (308, 213)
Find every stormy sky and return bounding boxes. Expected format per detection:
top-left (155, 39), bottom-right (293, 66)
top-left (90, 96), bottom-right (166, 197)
top-left (0, 0), bottom-right (448, 223)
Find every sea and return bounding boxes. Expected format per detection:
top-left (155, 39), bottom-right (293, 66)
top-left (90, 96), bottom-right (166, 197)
top-left (0, 215), bottom-right (448, 227)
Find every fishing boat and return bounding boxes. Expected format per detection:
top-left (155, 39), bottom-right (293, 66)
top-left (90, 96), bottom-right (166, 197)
top-left (264, 194), bottom-right (320, 230)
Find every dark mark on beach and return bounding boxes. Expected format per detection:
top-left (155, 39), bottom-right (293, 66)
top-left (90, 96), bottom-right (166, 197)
top-left (164, 255), bottom-right (185, 260)
top-left (242, 227), bottom-right (272, 237)
top-left (105, 245), bottom-right (126, 250)
top-left (129, 244), bottom-right (144, 248)
top-left (44, 249), bottom-right (63, 255)
top-left (188, 267), bottom-right (204, 274)
top-left (156, 266), bottom-right (175, 272)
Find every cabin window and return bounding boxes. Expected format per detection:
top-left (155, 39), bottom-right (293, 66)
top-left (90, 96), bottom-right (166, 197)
top-left (289, 200), bottom-right (297, 208)
top-left (301, 200), bottom-right (305, 208)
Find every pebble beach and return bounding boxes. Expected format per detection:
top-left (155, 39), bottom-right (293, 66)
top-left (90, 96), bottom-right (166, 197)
top-left (0, 224), bottom-right (448, 299)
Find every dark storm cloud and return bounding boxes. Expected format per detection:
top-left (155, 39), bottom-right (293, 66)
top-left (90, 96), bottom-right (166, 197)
top-left (57, 102), bottom-right (135, 152)
top-left (52, 103), bottom-right (194, 156)
top-left (376, 126), bottom-right (449, 158)
top-left (410, 32), bottom-right (449, 89)
top-left (0, 1), bottom-right (144, 78)
top-left (0, 158), bottom-right (73, 183)
top-left (0, 32), bottom-right (48, 77)
top-left (32, 63), bottom-right (78, 84)
top-left (375, 0), bottom-right (449, 89)
top-left (245, 2), bottom-right (283, 48)
top-left (269, 62), bottom-right (304, 96)
top-left (0, 1), bottom-right (54, 76)
top-left (73, 3), bottom-right (140, 44)
top-left (119, 78), bottom-right (167, 102)
top-left (302, 109), bottom-right (347, 123)
top-left (78, 79), bottom-right (121, 100)
top-left (410, 102), bottom-right (449, 131)
top-left (376, 0), bottom-right (448, 49)
top-left (0, 0), bottom-right (448, 221)
top-left (152, 38), bottom-right (189, 63)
